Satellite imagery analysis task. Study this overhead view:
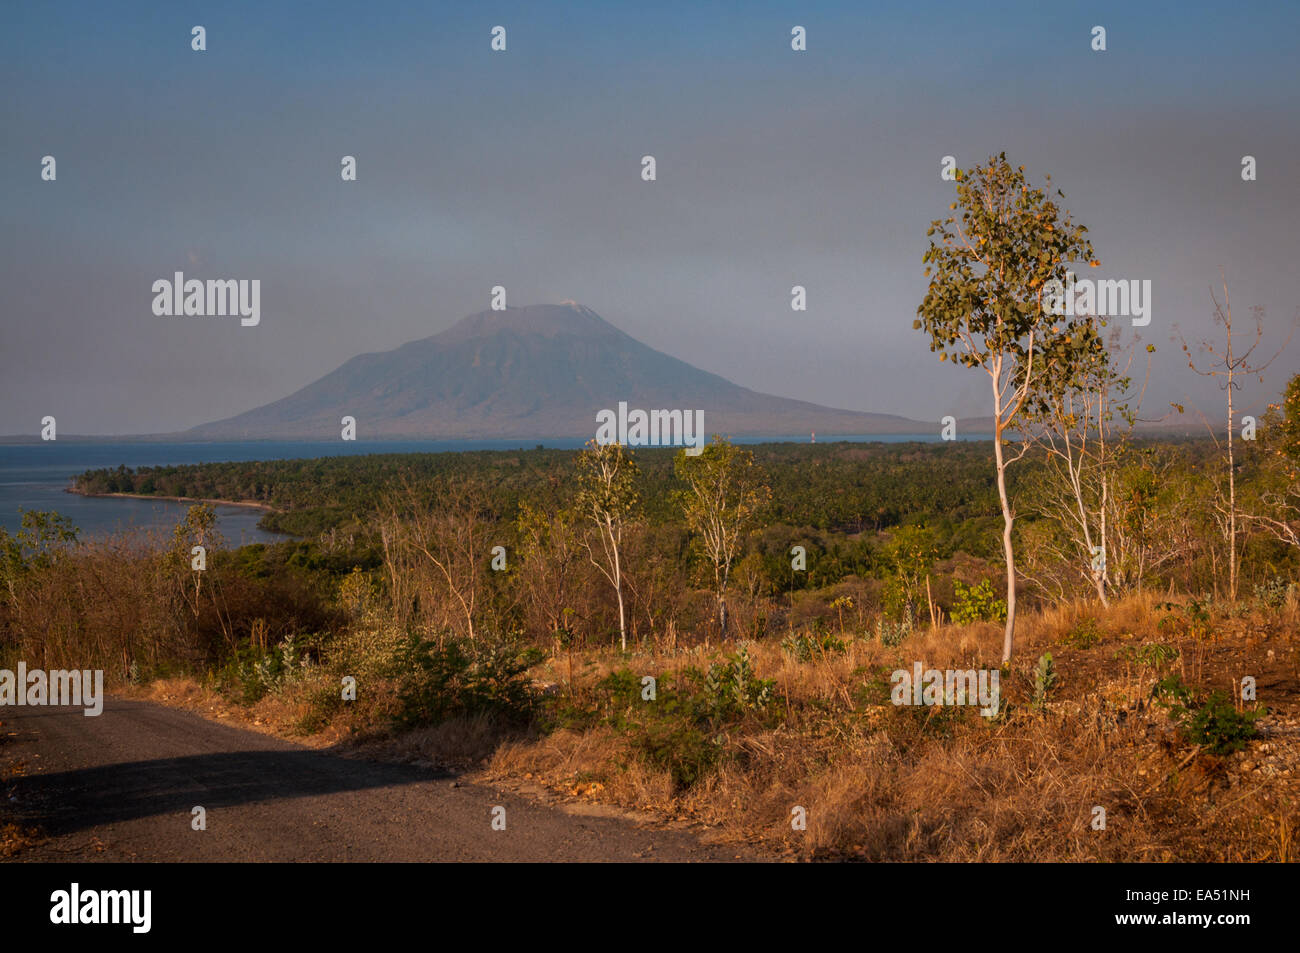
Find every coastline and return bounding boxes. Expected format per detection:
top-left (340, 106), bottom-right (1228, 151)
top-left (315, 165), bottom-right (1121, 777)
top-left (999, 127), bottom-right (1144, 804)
top-left (65, 488), bottom-right (276, 513)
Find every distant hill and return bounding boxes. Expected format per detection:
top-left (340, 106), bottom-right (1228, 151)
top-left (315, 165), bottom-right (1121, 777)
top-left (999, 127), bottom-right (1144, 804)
top-left (187, 303), bottom-right (933, 440)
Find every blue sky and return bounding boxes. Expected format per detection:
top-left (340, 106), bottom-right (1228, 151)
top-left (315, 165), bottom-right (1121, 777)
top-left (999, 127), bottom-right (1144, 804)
top-left (2, 1), bottom-right (1298, 434)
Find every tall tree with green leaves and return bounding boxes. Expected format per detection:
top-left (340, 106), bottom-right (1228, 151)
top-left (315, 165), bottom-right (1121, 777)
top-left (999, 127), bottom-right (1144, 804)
top-left (576, 440), bottom-right (640, 651)
top-left (916, 153), bottom-right (1103, 662)
top-left (674, 436), bottom-right (771, 638)
top-left (172, 503), bottom-right (222, 617)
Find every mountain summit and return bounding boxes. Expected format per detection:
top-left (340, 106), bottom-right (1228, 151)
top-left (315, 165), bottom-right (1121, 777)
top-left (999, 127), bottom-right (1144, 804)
top-left (187, 303), bottom-right (923, 440)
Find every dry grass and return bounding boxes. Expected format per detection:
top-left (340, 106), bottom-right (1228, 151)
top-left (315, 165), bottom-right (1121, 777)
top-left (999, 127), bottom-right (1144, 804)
top-left (101, 592), bottom-right (1298, 862)
top-left (484, 593), bottom-right (1300, 861)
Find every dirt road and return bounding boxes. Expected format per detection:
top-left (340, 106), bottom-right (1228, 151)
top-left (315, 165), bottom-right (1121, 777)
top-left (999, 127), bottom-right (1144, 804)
top-left (0, 699), bottom-right (751, 862)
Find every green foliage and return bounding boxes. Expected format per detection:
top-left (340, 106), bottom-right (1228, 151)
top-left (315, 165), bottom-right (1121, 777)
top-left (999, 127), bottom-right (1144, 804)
top-left (637, 718), bottom-right (720, 790)
top-left (673, 436), bottom-right (771, 580)
top-left (1062, 616), bottom-right (1101, 649)
top-left (881, 524), bottom-right (938, 622)
top-left (216, 633), bottom-right (315, 706)
top-left (576, 654), bottom-right (774, 791)
top-left (875, 617), bottom-right (912, 647)
top-left (390, 633), bottom-right (545, 729)
top-left (576, 440), bottom-right (640, 525)
top-left (172, 503), bottom-right (222, 556)
top-left (1156, 599), bottom-right (1212, 639)
top-left (1253, 576), bottom-right (1293, 609)
top-left (951, 578), bottom-right (1008, 625)
top-left (1032, 652), bottom-right (1056, 710)
top-left (851, 665), bottom-right (898, 708)
top-left (1152, 675), bottom-right (1262, 754)
top-left (74, 441), bottom-right (1006, 552)
top-left (705, 645), bottom-right (774, 715)
top-left (0, 510), bottom-right (79, 579)
top-left (916, 153), bottom-right (1101, 379)
top-left (1115, 642), bottom-right (1179, 668)
top-left (1179, 692), bottom-right (1263, 755)
top-left (1152, 673), bottom-right (1194, 707)
top-left (781, 628), bottom-right (846, 661)
top-left (1264, 372), bottom-right (1300, 466)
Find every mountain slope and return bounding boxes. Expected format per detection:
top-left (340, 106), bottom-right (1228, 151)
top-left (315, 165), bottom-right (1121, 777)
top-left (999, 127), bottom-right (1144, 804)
top-left (187, 304), bottom-right (926, 439)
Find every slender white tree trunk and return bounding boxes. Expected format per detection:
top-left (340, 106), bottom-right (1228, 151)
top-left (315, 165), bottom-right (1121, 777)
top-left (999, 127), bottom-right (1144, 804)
top-left (994, 433), bottom-right (1017, 664)
top-left (1227, 356), bottom-right (1237, 601)
top-left (612, 529), bottom-right (626, 651)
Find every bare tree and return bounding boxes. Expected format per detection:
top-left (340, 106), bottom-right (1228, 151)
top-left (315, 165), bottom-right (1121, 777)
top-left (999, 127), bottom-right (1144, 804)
top-left (1024, 321), bottom-right (1151, 606)
top-left (381, 477), bottom-right (495, 645)
top-left (1176, 275), bottom-right (1296, 600)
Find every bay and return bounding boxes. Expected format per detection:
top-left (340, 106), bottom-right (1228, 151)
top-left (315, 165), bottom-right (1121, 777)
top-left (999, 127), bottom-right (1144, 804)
top-left (0, 434), bottom-right (974, 546)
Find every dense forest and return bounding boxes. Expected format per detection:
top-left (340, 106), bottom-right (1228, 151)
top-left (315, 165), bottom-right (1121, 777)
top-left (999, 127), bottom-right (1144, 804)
top-left (68, 433), bottom-right (1294, 625)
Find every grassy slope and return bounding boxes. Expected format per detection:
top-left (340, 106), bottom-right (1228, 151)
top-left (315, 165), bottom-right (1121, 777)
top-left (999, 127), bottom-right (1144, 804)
top-left (114, 592), bottom-right (1300, 862)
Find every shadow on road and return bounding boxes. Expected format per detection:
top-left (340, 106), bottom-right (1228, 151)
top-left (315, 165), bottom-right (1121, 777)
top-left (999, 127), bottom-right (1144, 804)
top-left (12, 749), bottom-right (448, 835)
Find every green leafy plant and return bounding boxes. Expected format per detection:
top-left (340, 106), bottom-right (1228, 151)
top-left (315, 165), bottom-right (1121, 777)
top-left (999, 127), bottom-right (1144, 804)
top-left (705, 645), bottom-right (773, 714)
top-left (1130, 642), bottom-right (1179, 667)
top-left (781, 628), bottom-right (846, 661)
top-left (1032, 652), bottom-right (1056, 710)
top-left (216, 632), bottom-right (315, 705)
top-left (1180, 692), bottom-right (1263, 754)
top-left (391, 632), bottom-right (544, 729)
top-left (1253, 576), bottom-right (1294, 609)
top-left (876, 617), bottom-right (912, 648)
top-left (1156, 599), bottom-right (1212, 639)
top-left (1152, 675), bottom-right (1262, 754)
top-left (950, 579), bottom-right (1008, 625)
top-left (1062, 616), bottom-right (1102, 649)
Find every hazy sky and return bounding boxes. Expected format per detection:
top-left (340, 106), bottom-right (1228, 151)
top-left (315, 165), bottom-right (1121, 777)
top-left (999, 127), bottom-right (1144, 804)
top-left (2, 1), bottom-right (1297, 436)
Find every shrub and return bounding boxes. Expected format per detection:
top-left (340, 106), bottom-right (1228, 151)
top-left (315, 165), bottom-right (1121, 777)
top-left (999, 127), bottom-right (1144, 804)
top-left (1180, 691), bottom-right (1264, 754)
top-left (579, 651), bottom-right (775, 791)
top-left (1063, 617), bottom-right (1101, 649)
top-left (781, 628), bottom-right (846, 661)
top-left (1156, 599), bottom-right (1211, 639)
top-left (1032, 652), bottom-right (1056, 710)
top-left (951, 579), bottom-right (1007, 625)
top-left (390, 633), bottom-right (544, 730)
top-left (216, 633), bottom-right (315, 706)
top-left (1253, 576), bottom-right (1293, 609)
top-left (1152, 675), bottom-right (1262, 754)
top-left (1114, 642), bottom-right (1180, 668)
top-left (638, 719), bottom-right (720, 789)
top-left (705, 645), bottom-right (774, 715)
top-left (876, 617), bottom-right (911, 647)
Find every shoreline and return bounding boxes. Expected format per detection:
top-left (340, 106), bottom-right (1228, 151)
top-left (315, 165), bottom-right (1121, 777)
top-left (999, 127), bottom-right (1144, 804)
top-left (66, 488), bottom-right (276, 513)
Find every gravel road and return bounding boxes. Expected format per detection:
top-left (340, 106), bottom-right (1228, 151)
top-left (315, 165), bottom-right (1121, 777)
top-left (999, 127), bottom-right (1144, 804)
top-left (1, 698), bottom-right (752, 862)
